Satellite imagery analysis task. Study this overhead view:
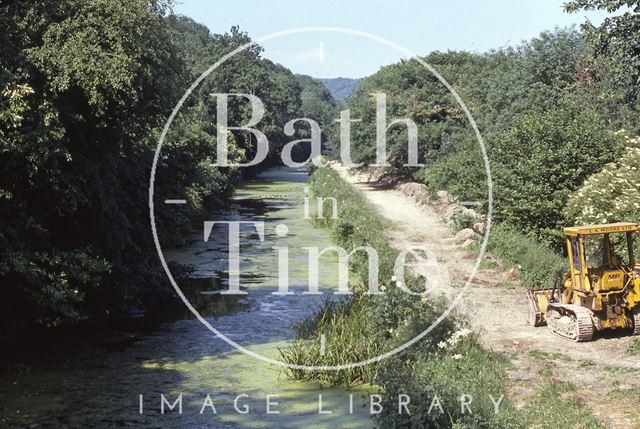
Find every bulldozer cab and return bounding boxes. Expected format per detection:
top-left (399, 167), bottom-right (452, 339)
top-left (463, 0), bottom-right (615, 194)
top-left (563, 223), bottom-right (639, 294)
top-left (527, 222), bottom-right (640, 328)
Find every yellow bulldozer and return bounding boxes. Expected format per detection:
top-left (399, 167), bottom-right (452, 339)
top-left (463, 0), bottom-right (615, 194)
top-left (527, 222), bottom-right (640, 341)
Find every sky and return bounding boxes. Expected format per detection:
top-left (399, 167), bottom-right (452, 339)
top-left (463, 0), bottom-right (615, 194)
top-left (173, 0), bottom-right (609, 79)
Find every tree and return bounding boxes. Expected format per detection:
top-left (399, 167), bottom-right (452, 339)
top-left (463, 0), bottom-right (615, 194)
top-left (295, 74), bottom-right (338, 136)
top-left (0, 2), bottom-right (309, 342)
top-left (293, 74), bottom-right (338, 159)
top-left (565, 0), bottom-right (640, 130)
top-left (422, 97), bottom-right (621, 246)
top-left (0, 0), bottom-right (182, 337)
top-left (340, 28), bottom-right (586, 174)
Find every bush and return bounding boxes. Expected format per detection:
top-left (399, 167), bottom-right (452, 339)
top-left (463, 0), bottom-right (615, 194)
top-left (452, 210), bottom-right (479, 232)
top-left (418, 136), bottom-right (488, 207)
top-left (421, 97), bottom-right (621, 248)
top-left (564, 134), bottom-right (640, 257)
top-left (565, 134), bottom-right (640, 227)
top-left (492, 97), bottom-right (619, 247)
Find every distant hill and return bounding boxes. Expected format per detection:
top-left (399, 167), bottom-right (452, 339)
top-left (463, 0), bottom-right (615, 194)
top-left (319, 77), bottom-right (361, 104)
top-left (295, 75), bottom-right (337, 125)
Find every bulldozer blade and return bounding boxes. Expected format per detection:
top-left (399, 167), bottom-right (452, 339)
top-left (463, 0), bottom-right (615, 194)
top-left (526, 288), bottom-right (558, 327)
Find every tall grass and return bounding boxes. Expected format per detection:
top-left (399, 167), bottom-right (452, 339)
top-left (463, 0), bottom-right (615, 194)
top-left (279, 295), bottom-right (380, 386)
top-left (483, 224), bottom-right (565, 289)
top-left (522, 381), bottom-right (605, 428)
top-left (279, 168), bottom-right (439, 385)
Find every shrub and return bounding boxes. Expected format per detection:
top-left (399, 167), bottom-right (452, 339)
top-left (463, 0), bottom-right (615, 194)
top-left (418, 136), bottom-right (488, 207)
top-left (420, 98), bottom-right (622, 248)
top-left (452, 210), bottom-right (479, 231)
top-left (564, 134), bottom-right (640, 256)
top-left (565, 134), bottom-right (640, 227)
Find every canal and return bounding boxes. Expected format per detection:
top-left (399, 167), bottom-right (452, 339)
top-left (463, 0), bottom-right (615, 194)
top-left (0, 168), bottom-right (373, 428)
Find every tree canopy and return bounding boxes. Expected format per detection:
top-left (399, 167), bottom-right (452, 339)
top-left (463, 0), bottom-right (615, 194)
top-left (342, 24), bottom-right (636, 247)
top-left (0, 0), bottom-right (336, 340)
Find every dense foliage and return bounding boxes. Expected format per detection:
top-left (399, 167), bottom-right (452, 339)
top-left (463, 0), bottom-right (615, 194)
top-left (292, 74), bottom-right (338, 157)
top-left (565, 134), bottom-right (640, 225)
top-left (1, 0), bottom-right (182, 338)
top-left (565, 0), bottom-right (640, 131)
top-left (339, 29), bottom-right (587, 170)
top-left (296, 74), bottom-right (338, 128)
top-left (0, 1), bottom-right (339, 341)
top-left (424, 97), bottom-right (621, 246)
top-left (560, 1), bottom-right (640, 231)
top-left (340, 17), bottom-right (639, 251)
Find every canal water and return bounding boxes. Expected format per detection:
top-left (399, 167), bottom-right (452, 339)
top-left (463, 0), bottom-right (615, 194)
top-left (0, 168), bottom-right (373, 428)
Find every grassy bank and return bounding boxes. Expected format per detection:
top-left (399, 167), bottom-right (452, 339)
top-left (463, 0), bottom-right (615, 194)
top-left (280, 167), bottom-right (524, 427)
top-left (482, 224), bottom-right (565, 290)
top-left (280, 166), bottom-right (444, 386)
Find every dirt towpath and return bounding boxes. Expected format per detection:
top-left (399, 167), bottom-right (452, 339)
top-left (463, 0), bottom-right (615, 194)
top-left (334, 165), bottom-right (640, 428)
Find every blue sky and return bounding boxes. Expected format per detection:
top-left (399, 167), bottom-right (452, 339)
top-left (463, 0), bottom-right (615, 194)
top-left (173, 0), bottom-right (608, 78)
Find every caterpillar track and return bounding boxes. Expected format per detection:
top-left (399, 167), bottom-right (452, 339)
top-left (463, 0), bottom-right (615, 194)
top-left (546, 304), bottom-right (594, 342)
top-left (633, 309), bottom-right (640, 336)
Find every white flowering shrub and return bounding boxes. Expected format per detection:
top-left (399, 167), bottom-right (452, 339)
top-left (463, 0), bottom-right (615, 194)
top-left (437, 328), bottom-right (472, 350)
top-left (565, 133), bottom-right (640, 226)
